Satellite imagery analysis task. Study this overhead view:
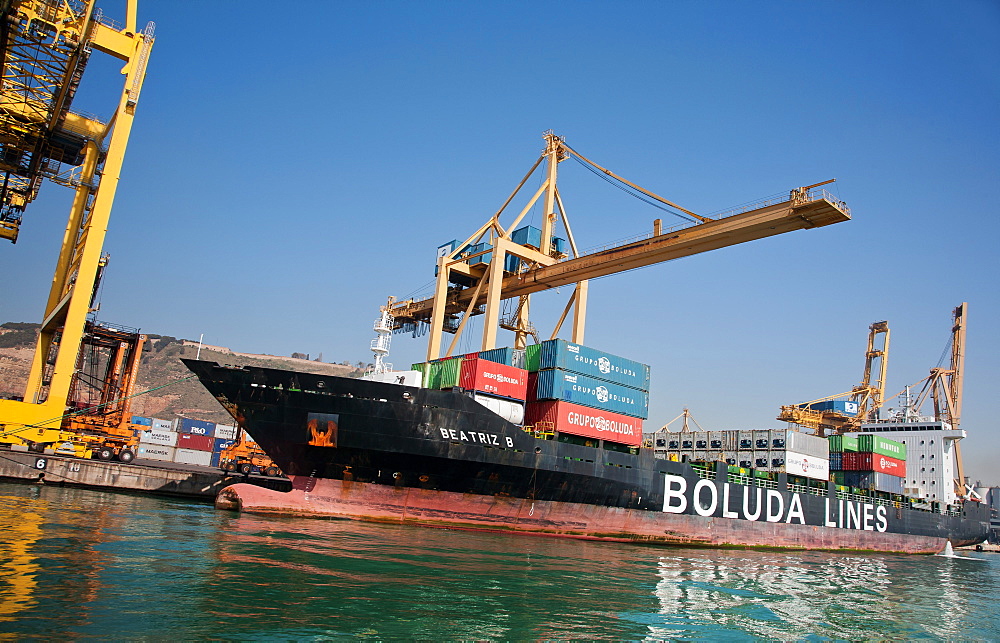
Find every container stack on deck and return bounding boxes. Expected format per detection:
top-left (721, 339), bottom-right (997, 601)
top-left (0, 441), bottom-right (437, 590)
top-left (523, 339), bottom-right (650, 447)
top-left (647, 428), bottom-right (829, 479)
top-left (411, 339), bottom-right (649, 447)
top-left (829, 433), bottom-right (906, 494)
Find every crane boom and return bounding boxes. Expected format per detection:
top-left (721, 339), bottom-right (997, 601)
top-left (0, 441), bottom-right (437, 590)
top-left (390, 189), bottom-right (850, 322)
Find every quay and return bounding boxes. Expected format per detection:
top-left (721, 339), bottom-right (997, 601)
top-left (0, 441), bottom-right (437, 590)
top-left (0, 449), bottom-right (290, 500)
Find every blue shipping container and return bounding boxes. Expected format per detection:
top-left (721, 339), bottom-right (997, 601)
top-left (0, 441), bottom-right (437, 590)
top-left (829, 452), bottom-right (843, 471)
top-left (537, 339), bottom-right (651, 391)
top-left (178, 418), bottom-right (216, 437)
top-left (213, 438), bottom-right (236, 453)
top-left (210, 451), bottom-right (222, 468)
top-left (131, 415), bottom-right (153, 426)
top-left (478, 347), bottom-right (514, 366)
top-left (799, 400), bottom-right (859, 415)
top-left (533, 369), bottom-right (648, 419)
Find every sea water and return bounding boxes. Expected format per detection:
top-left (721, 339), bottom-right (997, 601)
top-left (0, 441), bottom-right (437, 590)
top-left (1, 482), bottom-right (997, 640)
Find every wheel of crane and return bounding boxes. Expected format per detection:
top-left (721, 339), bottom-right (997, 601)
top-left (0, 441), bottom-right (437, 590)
top-left (118, 449), bottom-right (135, 464)
top-left (264, 466), bottom-right (278, 477)
top-left (96, 446), bottom-right (115, 461)
top-left (238, 463), bottom-right (252, 475)
top-left (222, 461), bottom-right (236, 473)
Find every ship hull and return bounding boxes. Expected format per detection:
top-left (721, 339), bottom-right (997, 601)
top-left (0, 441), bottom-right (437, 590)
top-left (186, 360), bottom-right (989, 554)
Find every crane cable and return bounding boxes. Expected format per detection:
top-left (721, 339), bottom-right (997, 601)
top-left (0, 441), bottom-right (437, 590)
top-left (562, 142), bottom-right (709, 224)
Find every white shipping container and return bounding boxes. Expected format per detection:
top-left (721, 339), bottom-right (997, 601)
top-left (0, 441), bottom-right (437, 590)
top-left (173, 448), bottom-right (213, 467)
top-left (137, 445), bottom-right (175, 462)
top-left (139, 429), bottom-right (178, 447)
top-left (784, 450), bottom-right (830, 481)
top-left (785, 430), bottom-right (829, 459)
top-left (151, 418), bottom-right (173, 431)
top-left (214, 424), bottom-right (239, 440)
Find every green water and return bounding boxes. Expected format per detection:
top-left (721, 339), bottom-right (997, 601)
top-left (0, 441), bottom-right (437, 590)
top-left (1, 482), bottom-right (997, 640)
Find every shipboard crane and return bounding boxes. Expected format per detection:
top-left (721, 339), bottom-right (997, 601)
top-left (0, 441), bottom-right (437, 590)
top-left (778, 320), bottom-right (890, 436)
top-left (0, 0), bottom-right (154, 441)
top-left (386, 131), bottom-right (852, 361)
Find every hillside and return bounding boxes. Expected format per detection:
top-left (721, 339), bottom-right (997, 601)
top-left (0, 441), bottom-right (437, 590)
top-left (0, 323), bottom-right (364, 424)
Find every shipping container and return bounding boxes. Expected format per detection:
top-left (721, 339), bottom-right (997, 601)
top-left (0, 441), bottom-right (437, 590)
top-left (410, 362), bottom-right (432, 388)
top-left (853, 452), bottom-right (906, 477)
top-left (473, 394), bottom-right (524, 425)
top-left (459, 358), bottom-right (528, 400)
top-left (177, 418), bottom-right (216, 437)
top-left (131, 416), bottom-right (152, 426)
top-left (783, 450), bottom-right (830, 481)
top-left (151, 418), bottom-right (173, 431)
top-left (534, 339), bottom-right (650, 390)
top-left (213, 438), bottom-right (237, 453)
top-left (210, 450), bottom-right (223, 468)
top-left (798, 400), bottom-right (859, 415)
top-left (524, 399), bottom-right (643, 446)
top-left (433, 357), bottom-right (463, 389)
top-left (857, 434), bottom-right (907, 459)
top-left (532, 369), bottom-right (648, 419)
top-left (214, 424), bottom-right (239, 441)
top-left (137, 445), bottom-right (175, 462)
top-left (785, 430), bottom-right (829, 459)
top-left (173, 448), bottom-right (213, 467)
top-left (829, 452), bottom-right (843, 471)
top-left (175, 432), bottom-right (215, 452)
top-left (525, 343), bottom-right (541, 372)
top-left (138, 429), bottom-right (178, 447)
top-left (512, 348), bottom-right (526, 370)
top-left (477, 347), bottom-right (515, 367)
top-left (843, 471), bottom-right (904, 494)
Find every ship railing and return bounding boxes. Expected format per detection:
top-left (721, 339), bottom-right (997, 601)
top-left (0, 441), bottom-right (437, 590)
top-left (726, 473), bottom-right (777, 490)
top-left (694, 466), bottom-right (715, 481)
top-left (788, 482), bottom-right (826, 497)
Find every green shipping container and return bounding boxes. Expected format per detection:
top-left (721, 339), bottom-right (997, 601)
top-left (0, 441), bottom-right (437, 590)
top-left (410, 362), bottom-right (432, 388)
top-left (858, 434), bottom-right (906, 459)
top-left (434, 357), bottom-right (463, 389)
top-left (524, 343), bottom-right (541, 372)
top-left (827, 434), bottom-right (859, 453)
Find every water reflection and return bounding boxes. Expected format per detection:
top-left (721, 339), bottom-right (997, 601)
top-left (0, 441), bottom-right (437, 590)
top-left (1, 483), bottom-right (997, 640)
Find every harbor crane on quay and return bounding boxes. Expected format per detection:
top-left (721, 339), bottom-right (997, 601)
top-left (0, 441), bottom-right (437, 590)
top-left (384, 131), bottom-right (853, 361)
top-left (0, 0), bottom-right (154, 457)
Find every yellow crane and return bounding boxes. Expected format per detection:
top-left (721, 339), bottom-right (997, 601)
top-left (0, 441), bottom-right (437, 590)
top-left (0, 0), bottom-right (154, 449)
top-left (387, 131), bottom-right (852, 360)
top-left (778, 320), bottom-right (890, 435)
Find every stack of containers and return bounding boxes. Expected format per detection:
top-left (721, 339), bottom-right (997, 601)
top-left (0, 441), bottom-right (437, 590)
top-left (840, 434), bottom-right (906, 494)
top-left (459, 355), bottom-right (529, 425)
top-left (523, 339), bottom-right (649, 447)
top-left (781, 430), bottom-right (830, 481)
top-left (137, 418), bottom-right (179, 462)
top-left (826, 433), bottom-right (859, 485)
top-left (174, 418), bottom-right (216, 466)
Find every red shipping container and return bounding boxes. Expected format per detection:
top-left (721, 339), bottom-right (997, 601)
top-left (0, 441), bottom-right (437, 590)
top-left (175, 432), bottom-right (215, 452)
top-left (857, 452), bottom-right (906, 477)
top-left (459, 358), bottom-right (528, 400)
top-left (525, 399), bottom-right (643, 446)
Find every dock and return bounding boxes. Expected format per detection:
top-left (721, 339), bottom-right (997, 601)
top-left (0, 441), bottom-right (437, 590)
top-left (0, 449), bottom-right (291, 500)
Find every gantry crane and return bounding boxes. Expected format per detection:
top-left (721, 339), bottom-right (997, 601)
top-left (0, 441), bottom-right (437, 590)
top-left (778, 320), bottom-right (890, 435)
top-left (386, 131), bottom-right (852, 360)
top-left (0, 0), bottom-right (154, 449)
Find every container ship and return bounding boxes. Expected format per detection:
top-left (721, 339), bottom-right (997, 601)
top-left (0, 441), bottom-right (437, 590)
top-left (184, 348), bottom-right (988, 554)
top-left (186, 134), bottom-right (988, 553)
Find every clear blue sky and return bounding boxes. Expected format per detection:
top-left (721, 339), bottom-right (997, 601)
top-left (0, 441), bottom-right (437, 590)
top-left (3, 1), bottom-right (998, 482)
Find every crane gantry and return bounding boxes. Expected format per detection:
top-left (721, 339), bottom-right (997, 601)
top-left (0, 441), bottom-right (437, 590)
top-left (386, 131), bottom-right (853, 361)
top-left (0, 0), bottom-right (153, 442)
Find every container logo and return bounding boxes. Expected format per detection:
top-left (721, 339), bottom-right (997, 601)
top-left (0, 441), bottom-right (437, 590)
top-left (189, 427), bottom-right (207, 435)
top-left (567, 344), bottom-right (580, 354)
top-left (483, 371), bottom-right (522, 385)
top-left (595, 386), bottom-right (609, 403)
top-left (598, 357), bottom-right (611, 374)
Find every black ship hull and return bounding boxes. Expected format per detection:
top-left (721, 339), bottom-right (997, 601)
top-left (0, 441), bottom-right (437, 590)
top-left (184, 360), bottom-right (990, 553)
